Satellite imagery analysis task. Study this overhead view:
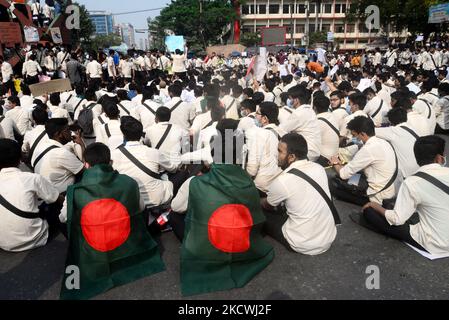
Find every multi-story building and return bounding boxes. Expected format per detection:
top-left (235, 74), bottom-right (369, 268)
top-left (89, 11), bottom-right (114, 36)
top-left (118, 23), bottom-right (136, 48)
top-left (239, 0), bottom-right (407, 51)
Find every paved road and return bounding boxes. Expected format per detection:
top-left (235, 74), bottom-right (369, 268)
top-left (1, 135), bottom-right (448, 300)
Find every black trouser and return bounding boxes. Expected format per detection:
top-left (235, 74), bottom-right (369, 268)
top-left (167, 170), bottom-right (191, 198)
top-left (2, 80), bottom-right (17, 96)
top-left (330, 177), bottom-right (370, 207)
top-left (435, 124), bottom-right (449, 135)
top-left (262, 208), bottom-right (294, 251)
top-left (316, 155), bottom-right (331, 168)
top-left (26, 75), bottom-right (39, 85)
top-left (39, 201), bottom-right (67, 241)
top-left (168, 211), bottom-right (186, 242)
top-left (363, 207), bottom-right (427, 252)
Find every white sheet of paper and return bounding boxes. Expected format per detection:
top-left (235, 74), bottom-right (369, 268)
top-left (328, 65), bottom-right (339, 77)
top-left (405, 243), bottom-right (449, 260)
top-left (348, 174), bottom-right (362, 186)
top-left (357, 79), bottom-right (372, 92)
top-left (407, 83), bottom-right (421, 94)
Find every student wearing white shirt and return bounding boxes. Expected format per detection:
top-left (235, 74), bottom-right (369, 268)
top-left (329, 90), bottom-right (350, 133)
top-left (107, 50), bottom-right (117, 80)
top-left (86, 55), bottom-right (103, 87)
top-left (22, 108), bottom-right (49, 159)
top-left (32, 119), bottom-right (85, 194)
top-left (361, 136), bottom-right (449, 255)
top-left (393, 91), bottom-right (432, 137)
top-left (0, 139), bottom-right (61, 252)
top-left (435, 83), bottom-right (449, 133)
top-left (47, 92), bottom-right (70, 121)
top-left (363, 88), bottom-right (391, 127)
top-left (145, 107), bottom-right (190, 171)
top-left (5, 96), bottom-right (32, 137)
top-left (116, 89), bottom-right (136, 118)
top-left (166, 83), bottom-right (196, 130)
top-left (313, 95), bottom-right (340, 166)
top-left (331, 116), bottom-right (397, 206)
top-left (22, 54), bottom-right (42, 85)
top-left (220, 86), bottom-right (240, 120)
top-left (375, 108), bottom-right (420, 182)
top-left (279, 85), bottom-right (322, 162)
top-left (118, 55), bottom-right (133, 81)
top-left (261, 133), bottom-right (337, 255)
top-left (0, 108), bottom-right (15, 141)
top-left (94, 103), bottom-right (123, 150)
top-left (256, 102), bottom-right (288, 140)
top-left (1, 56), bottom-right (15, 95)
top-left (341, 92), bottom-right (369, 141)
top-left (410, 91), bottom-right (437, 134)
top-left (111, 117), bottom-right (175, 208)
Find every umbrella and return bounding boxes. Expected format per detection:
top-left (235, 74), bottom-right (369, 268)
top-left (231, 51), bottom-right (242, 57)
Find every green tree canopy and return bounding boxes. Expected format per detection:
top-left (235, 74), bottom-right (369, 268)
top-left (154, 0), bottom-right (237, 50)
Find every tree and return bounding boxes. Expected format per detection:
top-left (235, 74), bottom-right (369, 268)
top-left (65, 2), bottom-right (95, 45)
top-left (147, 16), bottom-right (166, 50)
top-left (90, 34), bottom-right (123, 50)
top-left (347, 0), bottom-right (448, 41)
top-left (154, 0), bottom-right (237, 50)
top-left (240, 32), bottom-right (261, 47)
top-left (309, 31), bottom-right (327, 46)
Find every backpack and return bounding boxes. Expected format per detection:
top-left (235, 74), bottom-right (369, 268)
top-left (78, 103), bottom-right (96, 137)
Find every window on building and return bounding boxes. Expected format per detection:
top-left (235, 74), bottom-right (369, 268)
top-left (269, 4), bottom-right (280, 14)
top-left (335, 4), bottom-right (341, 13)
top-left (259, 4), bottom-right (266, 14)
top-left (283, 4), bottom-right (290, 14)
top-left (242, 5), bottom-right (250, 15)
top-left (296, 24), bottom-right (305, 33)
top-left (322, 24), bottom-right (331, 32)
top-left (342, 4), bottom-right (347, 13)
top-left (309, 24), bottom-right (316, 33)
top-left (335, 24), bottom-right (345, 33)
top-left (359, 23), bottom-right (370, 33)
top-left (324, 4), bottom-right (332, 14)
top-left (297, 4), bottom-right (306, 14)
top-left (346, 24), bottom-right (355, 33)
top-left (309, 3), bottom-right (315, 14)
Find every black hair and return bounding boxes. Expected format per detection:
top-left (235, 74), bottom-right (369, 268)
top-left (259, 102), bottom-right (279, 125)
top-left (330, 90), bottom-right (345, 100)
top-left (0, 139), bottom-right (21, 169)
top-left (280, 133), bottom-right (308, 160)
top-left (439, 83), bottom-right (449, 96)
top-left (240, 99), bottom-right (257, 113)
top-left (347, 116), bottom-right (375, 137)
top-left (288, 85), bottom-right (311, 105)
top-left (120, 116), bottom-right (143, 141)
top-left (251, 92), bottom-right (265, 106)
top-left (387, 107), bottom-right (408, 126)
top-left (103, 102), bottom-right (120, 119)
top-left (84, 142), bottom-right (111, 167)
top-left (49, 92), bottom-right (61, 106)
top-left (45, 118), bottom-right (69, 139)
top-left (211, 105), bottom-right (226, 122)
top-left (168, 83), bottom-right (183, 97)
top-left (232, 85), bottom-right (243, 96)
top-left (156, 107), bottom-right (171, 122)
top-left (348, 92), bottom-right (367, 110)
top-left (117, 89), bottom-right (129, 101)
top-left (212, 119), bottom-right (243, 165)
top-left (313, 95), bottom-right (331, 114)
top-left (32, 107), bottom-right (49, 125)
top-left (242, 87), bottom-right (254, 98)
top-left (8, 96), bottom-right (20, 106)
top-left (414, 135), bottom-right (446, 166)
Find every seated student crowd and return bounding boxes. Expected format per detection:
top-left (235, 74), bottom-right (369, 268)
top-left (1, 49), bottom-right (449, 298)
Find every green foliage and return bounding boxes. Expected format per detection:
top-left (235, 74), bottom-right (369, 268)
top-left (240, 32), bottom-right (261, 47)
top-left (154, 0), bottom-right (237, 49)
top-left (90, 34), bottom-right (123, 49)
top-left (309, 31), bottom-right (327, 45)
top-left (69, 2), bottom-right (95, 45)
top-left (148, 16), bottom-right (166, 50)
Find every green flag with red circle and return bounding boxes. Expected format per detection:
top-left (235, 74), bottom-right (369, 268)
top-left (181, 164), bottom-right (274, 296)
top-left (60, 164), bottom-right (165, 300)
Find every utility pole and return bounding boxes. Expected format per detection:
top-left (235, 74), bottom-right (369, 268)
top-left (290, 3), bottom-right (294, 49)
top-left (305, 1), bottom-right (310, 51)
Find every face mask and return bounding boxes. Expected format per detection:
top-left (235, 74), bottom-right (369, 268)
top-left (287, 98), bottom-right (294, 108)
top-left (48, 111), bottom-right (52, 118)
top-left (443, 156), bottom-right (447, 167)
top-left (240, 110), bottom-right (248, 118)
top-left (254, 118), bottom-right (262, 127)
top-left (346, 100), bottom-right (351, 114)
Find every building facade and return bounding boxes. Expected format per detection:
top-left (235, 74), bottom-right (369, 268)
top-left (89, 11), bottom-right (114, 36)
top-left (118, 23), bottom-right (136, 48)
top-left (240, 0), bottom-right (406, 51)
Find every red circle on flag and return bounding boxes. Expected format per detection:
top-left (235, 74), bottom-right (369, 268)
top-left (208, 204), bottom-right (253, 253)
top-left (81, 199), bottom-right (131, 252)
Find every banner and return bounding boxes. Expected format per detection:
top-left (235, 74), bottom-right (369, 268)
top-left (429, 3), bottom-right (449, 24)
top-left (29, 79), bottom-right (72, 97)
top-left (23, 26), bottom-right (40, 43)
top-left (50, 27), bottom-right (63, 44)
top-left (165, 36), bottom-right (184, 52)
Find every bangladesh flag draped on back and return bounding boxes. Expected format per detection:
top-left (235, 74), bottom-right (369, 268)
top-left (60, 164), bottom-right (165, 300)
top-left (181, 164), bottom-right (274, 296)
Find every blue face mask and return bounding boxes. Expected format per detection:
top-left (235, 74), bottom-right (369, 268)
top-left (48, 111), bottom-right (52, 118)
top-left (254, 118), bottom-right (262, 127)
top-left (346, 101), bottom-right (352, 114)
top-left (287, 98), bottom-right (294, 108)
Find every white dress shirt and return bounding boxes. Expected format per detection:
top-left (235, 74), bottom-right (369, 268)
top-left (364, 96), bottom-right (391, 127)
top-left (165, 97), bottom-right (196, 130)
top-left (339, 136), bottom-right (397, 204)
top-left (22, 60), bottom-right (42, 77)
top-left (95, 119), bottom-right (124, 150)
top-left (1, 61), bottom-right (13, 83)
top-left (111, 142), bottom-right (175, 207)
top-left (317, 112), bottom-right (340, 160)
top-left (412, 99), bottom-right (437, 133)
top-left (267, 160), bottom-right (337, 255)
top-left (407, 111), bottom-right (432, 136)
top-left (5, 106), bottom-right (32, 136)
top-left (144, 121), bottom-right (190, 169)
top-left (22, 125), bottom-right (48, 154)
top-left (434, 96), bottom-right (449, 130)
top-left (86, 60), bottom-right (102, 79)
top-left (0, 115), bottom-right (15, 140)
top-left (375, 123), bottom-right (420, 180)
top-left (134, 99), bottom-right (159, 129)
top-left (0, 167), bottom-right (59, 252)
top-left (221, 95), bottom-right (240, 120)
top-left (279, 104), bottom-right (322, 161)
top-left (32, 140), bottom-right (84, 194)
top-left (385, 164), bottom-right (449, 255)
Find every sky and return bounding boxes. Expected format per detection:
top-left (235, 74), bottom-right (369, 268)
top-left (77, 0), bottom-right (172, 46)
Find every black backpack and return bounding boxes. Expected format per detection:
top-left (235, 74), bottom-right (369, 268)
top-left (78, 103), bottom-right (96, 137)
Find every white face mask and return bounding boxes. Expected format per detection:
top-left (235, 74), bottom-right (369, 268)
top-left (443, 156), bottom-right (447, 167)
